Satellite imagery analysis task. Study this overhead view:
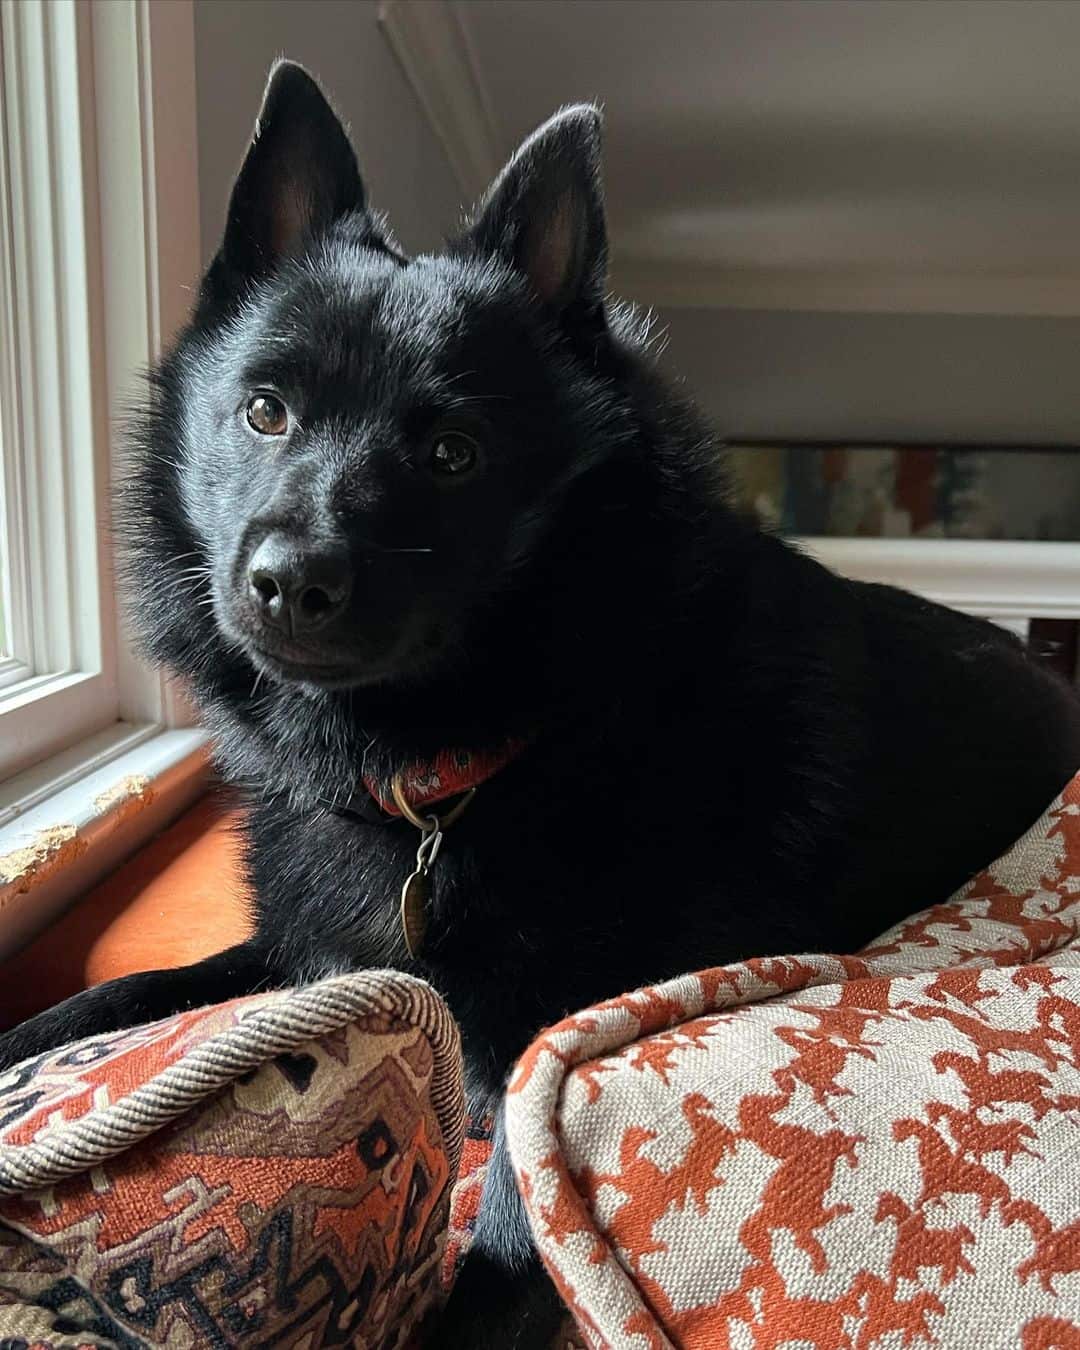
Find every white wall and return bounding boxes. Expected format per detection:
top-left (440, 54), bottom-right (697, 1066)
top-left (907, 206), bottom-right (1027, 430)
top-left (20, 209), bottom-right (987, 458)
top-left (193, 0), bottom-right (462, 266)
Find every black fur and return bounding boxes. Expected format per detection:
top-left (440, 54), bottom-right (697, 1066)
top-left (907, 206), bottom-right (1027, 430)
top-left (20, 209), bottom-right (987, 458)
top-left (4, 62), bottom-right (1080, 1347)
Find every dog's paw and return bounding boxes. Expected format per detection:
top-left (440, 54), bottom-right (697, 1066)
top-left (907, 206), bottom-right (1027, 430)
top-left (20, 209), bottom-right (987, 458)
top-left (0, 1006), bottom-right (85, 1076)
top-left (0, 1026), bottom-right (45, 1077)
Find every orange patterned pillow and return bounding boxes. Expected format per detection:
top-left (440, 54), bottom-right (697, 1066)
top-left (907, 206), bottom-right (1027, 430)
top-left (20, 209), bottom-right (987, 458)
top-left (0, 971), bottom-right (463, 1348)
top-left (508, 776), bottom-right (1080, 1349)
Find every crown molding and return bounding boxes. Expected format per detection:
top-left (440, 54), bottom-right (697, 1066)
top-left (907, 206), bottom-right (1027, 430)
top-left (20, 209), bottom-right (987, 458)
top-left (377, 0), bottom-right (500, 204)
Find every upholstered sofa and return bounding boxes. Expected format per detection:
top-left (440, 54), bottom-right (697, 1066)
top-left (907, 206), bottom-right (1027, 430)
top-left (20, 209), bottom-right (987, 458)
top-left (2, 776), bottom-right (1078, 1347)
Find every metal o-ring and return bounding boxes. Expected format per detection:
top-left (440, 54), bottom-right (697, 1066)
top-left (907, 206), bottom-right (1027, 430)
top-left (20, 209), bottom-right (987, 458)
top-left (391, 773), bottom-right (477, 831)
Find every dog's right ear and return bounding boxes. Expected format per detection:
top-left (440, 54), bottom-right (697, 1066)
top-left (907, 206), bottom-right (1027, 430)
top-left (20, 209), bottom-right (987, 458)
top-left (463, 105), bottom-right (607, 326)
top-left (204, 61), bottom-right (366, 300)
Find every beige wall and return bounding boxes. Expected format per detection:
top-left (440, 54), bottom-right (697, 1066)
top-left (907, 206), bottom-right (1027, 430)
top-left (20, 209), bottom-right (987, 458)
top-left (656, 307), bottom-right (1080, 446)
top-left (193, 0), bottom-right (462, 265)
top-left (192, 1), bottom-right (1080, 446)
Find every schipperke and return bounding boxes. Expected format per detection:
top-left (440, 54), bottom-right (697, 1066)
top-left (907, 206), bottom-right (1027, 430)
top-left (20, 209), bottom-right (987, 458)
top-left (3, 62), bottom-right (1079, 1348)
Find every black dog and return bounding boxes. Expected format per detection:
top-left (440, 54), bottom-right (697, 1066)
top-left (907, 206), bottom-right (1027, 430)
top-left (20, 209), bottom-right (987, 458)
top-left (3, 62), bottom-right (1079, 1347)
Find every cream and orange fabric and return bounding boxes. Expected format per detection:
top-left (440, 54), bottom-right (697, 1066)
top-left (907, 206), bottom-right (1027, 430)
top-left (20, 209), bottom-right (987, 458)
top-left (507, 775), bottom-right (1080, 1348)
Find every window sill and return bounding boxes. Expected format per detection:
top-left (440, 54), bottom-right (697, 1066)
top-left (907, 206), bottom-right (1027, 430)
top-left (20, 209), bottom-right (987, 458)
top-left (0, 724), bottom-right (211, 962)
top-left (0, 791), bottom-right (249, 1031)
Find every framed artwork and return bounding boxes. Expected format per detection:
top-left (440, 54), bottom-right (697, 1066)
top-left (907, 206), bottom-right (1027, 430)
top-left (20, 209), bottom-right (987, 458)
top-left (729, 444), bottom-right (1080, 678)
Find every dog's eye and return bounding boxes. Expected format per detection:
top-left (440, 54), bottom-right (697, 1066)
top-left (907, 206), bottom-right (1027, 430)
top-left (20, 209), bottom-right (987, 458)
top-left (430, 431), bottom-right (478, 477)
top-left (246, 393), bottom-right (289, 436)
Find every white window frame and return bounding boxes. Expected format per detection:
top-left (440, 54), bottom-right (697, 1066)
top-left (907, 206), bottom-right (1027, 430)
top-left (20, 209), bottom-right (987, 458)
top-left (0, 0), bottom-right (209, 959)
top-left (0, 0), bottom-right (117, 775)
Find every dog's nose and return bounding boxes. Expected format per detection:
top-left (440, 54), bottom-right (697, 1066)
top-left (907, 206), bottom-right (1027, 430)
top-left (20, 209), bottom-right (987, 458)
top-left (247, 533), bottom-right (352, 634)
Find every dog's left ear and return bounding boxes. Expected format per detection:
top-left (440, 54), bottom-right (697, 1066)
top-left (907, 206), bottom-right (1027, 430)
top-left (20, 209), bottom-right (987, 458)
top-left (466, 105), bottom-right (607, 322)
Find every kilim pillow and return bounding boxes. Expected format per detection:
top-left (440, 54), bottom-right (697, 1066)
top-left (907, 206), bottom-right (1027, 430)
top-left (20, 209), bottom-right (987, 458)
top-left (507, 774), bottom-right (1080, 1349)
top-left (0, 970), bottom-right (463, 1349)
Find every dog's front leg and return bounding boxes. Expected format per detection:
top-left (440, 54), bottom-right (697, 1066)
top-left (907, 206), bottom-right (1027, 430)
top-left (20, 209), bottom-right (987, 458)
top-left (438, 1106), bottom-right (568, 1349)
top-left (0, 939), bottom-right (275, 1072)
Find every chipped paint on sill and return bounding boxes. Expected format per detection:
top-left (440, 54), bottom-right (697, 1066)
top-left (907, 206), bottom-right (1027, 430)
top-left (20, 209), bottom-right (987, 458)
top-left (0, 729), bottom-right (210, 960)
top-left (0, 825), bottom-right (87, 906)
top-left (93, 774), bottom-right (154, 820)
top-left (1, 775), bottom-right (156, 910)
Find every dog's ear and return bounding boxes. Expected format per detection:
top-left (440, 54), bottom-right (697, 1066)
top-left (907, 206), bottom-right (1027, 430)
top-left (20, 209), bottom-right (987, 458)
top-left (218, 61), bottom-right (366, 282)
top-left (465, 105), bottom-right (607, 322)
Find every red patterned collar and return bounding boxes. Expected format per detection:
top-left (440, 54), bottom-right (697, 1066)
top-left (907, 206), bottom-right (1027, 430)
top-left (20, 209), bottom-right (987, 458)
top-left (349, 739), bottom-right (527, 822)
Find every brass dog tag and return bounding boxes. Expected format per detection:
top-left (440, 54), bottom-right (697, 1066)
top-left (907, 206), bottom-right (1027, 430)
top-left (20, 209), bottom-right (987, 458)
top-left (400, 823), bottom-right (441, 959)
top-left (390, 772), bottom-right (479, 963)
top-left (400, 868), bottom-right (430, 959)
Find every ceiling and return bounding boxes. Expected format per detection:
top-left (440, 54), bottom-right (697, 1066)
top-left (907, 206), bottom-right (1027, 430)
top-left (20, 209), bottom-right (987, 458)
top-left (438, 0), bottom-right (1080, 315)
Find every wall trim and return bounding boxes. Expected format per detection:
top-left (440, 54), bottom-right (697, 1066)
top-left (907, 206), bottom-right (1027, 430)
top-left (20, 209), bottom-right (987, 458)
top-left (377, 0), bottom-right (500, 203)
top-left (803, 538), bottom-right (1080, 620)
